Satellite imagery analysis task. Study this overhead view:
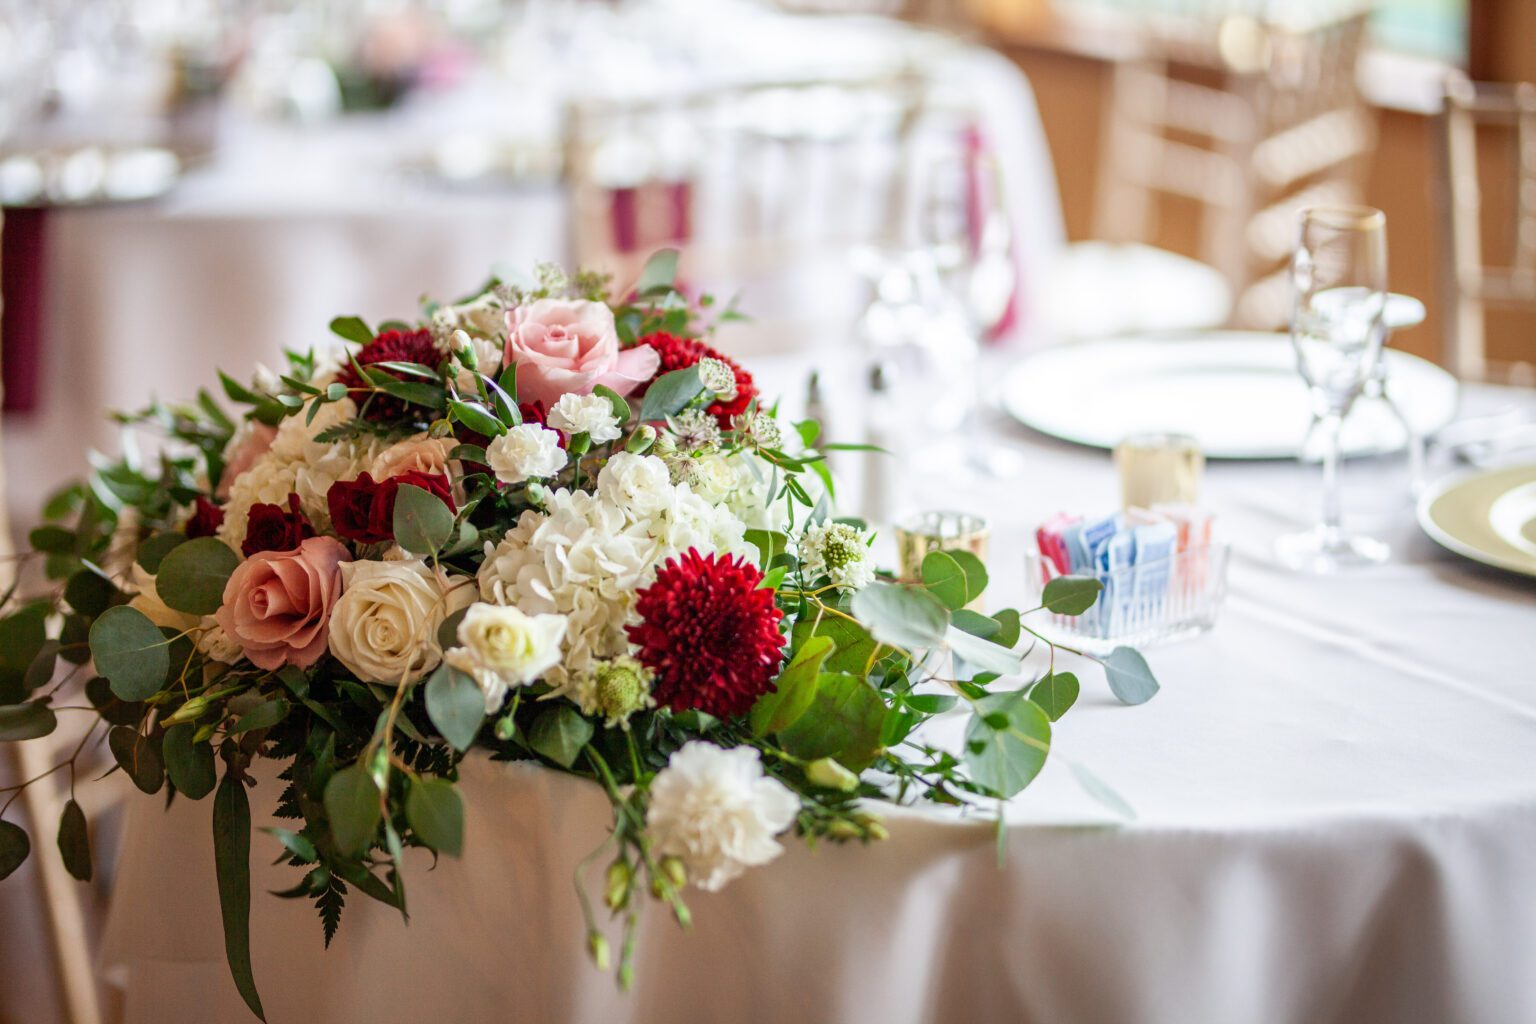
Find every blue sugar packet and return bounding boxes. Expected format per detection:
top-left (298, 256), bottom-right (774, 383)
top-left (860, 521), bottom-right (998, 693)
top-left (1131, 522), bottom-right (1178, 617)
top-left (1082, 513), bottom-right (1120, 564)
top-left (1062, 523), bottom-right (1091, 574)
top-left (1100, 530), bottom-right (1137, 633)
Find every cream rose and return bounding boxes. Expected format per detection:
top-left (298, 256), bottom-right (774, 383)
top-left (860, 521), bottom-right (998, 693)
top-left (328, 559), bottom-right (475, 685)
top-left (443, 603), bottom-right (568, 712)
top-left (372, 434), bottom-right (458, 480)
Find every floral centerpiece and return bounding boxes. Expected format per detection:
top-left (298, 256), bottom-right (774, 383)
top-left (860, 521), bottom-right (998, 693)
top-left (0, 253), bottom-right (1157, 1020)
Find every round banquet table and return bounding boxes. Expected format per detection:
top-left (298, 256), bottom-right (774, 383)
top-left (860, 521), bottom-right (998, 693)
top-left (95, 357), bottom-right (1536, 1024)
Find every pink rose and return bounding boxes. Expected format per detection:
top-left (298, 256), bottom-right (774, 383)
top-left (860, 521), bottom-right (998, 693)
top-left (504, 299), bottom-right (659, 408)
top-left (216, 422), bottom-right (277, 500)
top-left (215, 536), bottom-right (349, 670)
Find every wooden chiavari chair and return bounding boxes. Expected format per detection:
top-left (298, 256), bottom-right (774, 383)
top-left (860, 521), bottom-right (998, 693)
top-left (1433, 72), bottom-right (1536, 383)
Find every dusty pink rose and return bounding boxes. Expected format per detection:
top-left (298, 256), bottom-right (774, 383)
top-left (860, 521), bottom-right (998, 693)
top-left (215, 536), bottom-right (349, 670)
top-left (216, 423), bottom-right (277, 500)
top-left (504, 299), bottom-right (659, 408)
top-left (371, 434), bottom-right (457, 479)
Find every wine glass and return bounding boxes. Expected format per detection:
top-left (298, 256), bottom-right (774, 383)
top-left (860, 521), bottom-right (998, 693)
top-left (1275, 205), bottom-right (1391, 572)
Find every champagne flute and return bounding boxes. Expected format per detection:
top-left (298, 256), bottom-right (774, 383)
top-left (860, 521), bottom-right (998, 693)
top-left (1275, 205), bottom-right (1391, 572)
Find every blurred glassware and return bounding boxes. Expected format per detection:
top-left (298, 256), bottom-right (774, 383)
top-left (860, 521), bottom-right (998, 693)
top-left (1115, 432), bottom-right (1204, 509)
top-left (895, 510), bottom-right (990, 587)
top-left (1275, 205), bottom-right (1391, 572)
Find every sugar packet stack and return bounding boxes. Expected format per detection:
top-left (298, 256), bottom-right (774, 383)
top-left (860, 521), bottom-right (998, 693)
top-left (1035, 505), bottom-right (1214, 638)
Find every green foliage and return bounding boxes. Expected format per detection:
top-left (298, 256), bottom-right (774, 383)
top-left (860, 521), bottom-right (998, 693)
top-left (850, 582), bottom-right (948, 650)
top-left (230, 699), bottom-right (290, 736)
top-left (0, 821), bottom-right (30, 880)
top-left (392, 484), bottom-right (455, 555)
top-left (963, 692), bottom-right (1051, 798)
top-left (156, 537), bottom-right (239, 615)
top-left (135, 531), bottom-right (187, 574)
top-left (424, 664), bottom-right (484, 752)
top-left (57, 799), bottom-right (92, 882)
top-left (638, 365), bottom-right (704, 423)
top-left (324, 766), bottom-right (381, 858)
top-left (214, 769), bottom-right (266, 1021)
top-left (108, 727), bottom-right (165, 794)
top-left (634, 248), bottom-right (679, 295)
top-left (329, 315), bottom-right (374, 345)
top-left (528, 706), bottom-right (594, 769)
top-left (0, 702), bottom-right (57, 742)
top-left (0, 606), bottom-right (48, 704)
top-left (405, 778), bottom-right (464, 857)
top-left (1100, 647), bottom-right (1159, 705)
top-left (592, 384), bottom-right (631, 426)
top-left (1041, 576), bottom-right (1103, 616)
top-left (749, 635), bottom-right (833, 737)
top-left (63, 569), bottom-right (115, 617)
top-left (163, 724), bottom-right (217, 800)
top-left (89, 606), bottom-right (170, 702)
top-left (1028, 672), bottom-right (1080, 721)
top-left (791, 613), bottom-right (877, 677)
top-left (778, 673), bottom-right (886, 771)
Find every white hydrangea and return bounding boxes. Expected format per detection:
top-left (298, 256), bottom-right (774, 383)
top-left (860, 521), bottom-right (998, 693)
top-left (476, 458), bottom-right (755, 691)
top-left (486, 423), bottom-right (568, 485)
top-left (548, 392), bottom-right (621, 444)
top-left (646, 742), bottom-right (799, 891)
top-left (799, 520), bottom-right (875, 593)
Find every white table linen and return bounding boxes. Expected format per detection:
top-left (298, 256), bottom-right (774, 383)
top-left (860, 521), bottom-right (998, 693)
top-left (95, 365), bottom-right (1536, 1024)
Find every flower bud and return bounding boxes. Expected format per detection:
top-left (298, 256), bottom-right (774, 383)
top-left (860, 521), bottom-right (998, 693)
top-left (805, 756), bottom-right (859, 792)
top-left (854, 811), bottom-right (889, 841)
top-left (659, 855), bottom-right (687, 890)
top-left (826, 819), bottom-right (862, 841)
top-left (567, 432), bottom-right (591, 455)
top-left (604, 860), bottom-right (632, 911)
top-left (625, 424), bottom-right (657, 455)
top-left (162, 696), bottom-right (209, 726)
top-left (588, 931), bottom-right (610, 971)
top-left (494, 714), bottom-right (518, 741)
top-left (453, 330), bottom-right (478, 370)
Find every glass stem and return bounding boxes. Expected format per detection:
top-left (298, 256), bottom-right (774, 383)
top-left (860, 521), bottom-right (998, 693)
top-left (1319, 411), bottom-right (1345, 543)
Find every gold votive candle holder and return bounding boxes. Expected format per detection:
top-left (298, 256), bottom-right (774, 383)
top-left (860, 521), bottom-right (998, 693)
top-left (895, 511), bottom-right (990, 608)
top-left (1114, 432), bottom-right (1204, 510)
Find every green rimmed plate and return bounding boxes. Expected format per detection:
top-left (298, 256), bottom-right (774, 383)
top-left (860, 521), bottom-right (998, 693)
top-left (1417, 463), bottom-right (1536, 578)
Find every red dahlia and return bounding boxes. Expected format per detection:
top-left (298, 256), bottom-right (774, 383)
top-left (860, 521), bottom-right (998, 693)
top-left (638, 332), bottom-right (755, 427)
top-left (336, 327), bottom-right (442, 422)
top-left (627, 549), bottom-right (786, 718)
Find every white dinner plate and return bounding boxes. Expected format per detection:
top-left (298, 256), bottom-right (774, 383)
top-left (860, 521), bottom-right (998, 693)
top-left (1417, 463), bottom-right (1536, 578)
top-left (999, 332), bottom-right (1460, 460)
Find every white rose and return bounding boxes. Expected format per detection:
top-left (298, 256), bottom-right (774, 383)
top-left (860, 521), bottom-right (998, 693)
top-left (548, 392), bottom-right (621, 444)
top-left (485, 423), bottom-right (568, 485)
top-left (443, 603), bottom-right (567, 712)
top-left (646, 742), bottom-right (799, 892)
top-left (372, 433), bottom-right (458, 480)
top-left (597, 453), bottom-right (672, 518)
top-left (328, 560), bottom-right (475, 685)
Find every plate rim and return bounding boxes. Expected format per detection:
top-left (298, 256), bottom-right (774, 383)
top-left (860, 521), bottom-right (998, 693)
top-left (999, 333), bottom-right (1460, 460)
top-left (1415, 462), bottom-right (1536, 578)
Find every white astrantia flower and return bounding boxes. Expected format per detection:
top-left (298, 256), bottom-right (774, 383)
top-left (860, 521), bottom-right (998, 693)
top-left (731, 409), bottom-right (784, 451)
top-left (645, 742), bottom-right (799, 892)
top-left (799, 520), bottom-right (875, 593)
top-left (548, 392), bottom-right (622, 444)
top-left (485, 423), bottom-right (568, 485)
top-left (696, 358), bottom-right (738, 401)
top-left (444, 603), bottom-right (568, 713)
top-left (667, 408), bottom-right (720, 453)
top-left (567, 656), bottom-right (656, 729)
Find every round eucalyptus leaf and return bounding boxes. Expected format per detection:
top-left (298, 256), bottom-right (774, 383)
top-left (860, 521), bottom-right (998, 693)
top-left (155, 537), bottom-right (239, 615)
top-left (90, 606), bottom-right (170, 702)
top-left (1101, 647), bottom-right (1159, 706)
top-left (63, 570), bottom-right (116, 618)
top-left (0, 702), bottom-right (57, 742)
top-left (405, 777), bottom-right (464, 857)
top-left (57, 799), bottom-right (92, 882)
top-left (108, 726), bottom-right (165, 794)
top-left (163, 723), bottom-right (217, 800)
top-left (392, 484), bottom-right (455, 556)
top-left (0, 821), bottom-right (30, 880)
top-left (963, 692), bottom-right (1051, 799)
top-left (135, 531), bottom-right (188, 574)
top-left (425, 664), bottom-right (484, 753)
top-left (849, 581), bottom-right (949, 650)
top-left (1041, 576), bottom-right (1103, 616)
top-left (324, 765), bottom-right (382, 857)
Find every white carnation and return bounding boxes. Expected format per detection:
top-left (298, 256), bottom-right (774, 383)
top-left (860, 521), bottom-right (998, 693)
top-left (596, 453), bottom-right (672, 518)
top-left (486, 423), bottom-right (567, 485)
top-left (646, 742), bottom-right (799, 892)
top-left (443, 602), bottom-right (567, 713)
top-left (328, 560), bottom-right (475, 685)
top-left (548, 393), bottom-right (621, 444)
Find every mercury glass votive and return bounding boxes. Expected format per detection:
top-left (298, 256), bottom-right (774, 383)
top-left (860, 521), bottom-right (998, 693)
top-left (1114, 432), bottom-right (1204, 509)
top-left (895, 511), bottom-right (990, 600)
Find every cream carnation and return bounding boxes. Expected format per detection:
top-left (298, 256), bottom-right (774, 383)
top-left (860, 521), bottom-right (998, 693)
top-left (486, 423), bottom-right (567, 485)
top-left (596, 453), bottom-right (671, 518)
top-left (328, 560), bottom-right (474, 685)
top-left (645, 742), bottom-right (799, 891)
top-left (548, 392), bottom-right (622, 444)
top-left (443, 602), bottom-right (568, 713)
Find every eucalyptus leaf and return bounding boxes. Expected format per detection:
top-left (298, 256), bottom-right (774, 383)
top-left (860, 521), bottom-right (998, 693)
top-left (108, 726), bottom-right (164, 794)
top-left (919, 551), bottom-right (975, 610)
top-left (64, 569), bottom-right (115, 617)
top-left (951, 608), bottom-right (1001, 640)
top-left (749, 634), bottom-right (833, 737)
top-left (963, 692), bottom-right (1051, 798)
top-left (135, 531), bottom-right (187, 574)
top-left (0, 702), bottom-right (57, 741)
top-left (850, 582), bottom-right (949, 650)
top-left (591, 384), bottom-right (631, 427)
top-left (229, 698), bottom-right (290, 736)
top-left (1100, 647), bottom-right (1159, 705)
top-left (1042, 576), bottom-right (1103, 616)
top-left (324, 765), bottom-right (382, 857)
top-left (0, 821), bottom-right (29, 881)
top-left (57, 799), bottom-right (91, 882)
top-left (163, 723), bottom-right (217, 800)
top-left (89, 606), bottom-right (170, 702)
top-left (791, 614), bottom-right (877, 676)
top-left (1028, 671), bottom-right (1080, 721)
top-left (1068, 761), bottom-right (1136, 820)
top-left (392, 484), bottom-right (455, 555)
top-left (778, 672), bottom-right (885, 771)
top-left (0, 605), bottom-right (47, 703)
top-left (156, 537), bottom-right (239, 616)
top-left (638, 365), bottom-right (704, 423)
top-left (448, 400), bottom-right (506, 438)
top-left (405, 777), bottom-right (464, 857)
top-left (527, 705), bottom-right (594, 769)
top-left (948, 627), bottom-right (1023, 677)
top-left (214, 770), bottom-right (266, 1021)
top-left (634, 248), bottom-right (679, 295)
top-left (424, 664), bottom-right (484, 752)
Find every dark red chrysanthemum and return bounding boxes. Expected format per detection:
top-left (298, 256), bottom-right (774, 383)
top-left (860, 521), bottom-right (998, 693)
top-left (638, 332), bottom-right (755, 427)
top-left (627, 549), bottom-right (786, 718)
top-left (336, 328), bottom-right (442, 422)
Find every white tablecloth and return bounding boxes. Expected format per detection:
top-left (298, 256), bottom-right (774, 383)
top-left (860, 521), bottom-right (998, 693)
top-left (94, 365), bottom-right (1536, 1024)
